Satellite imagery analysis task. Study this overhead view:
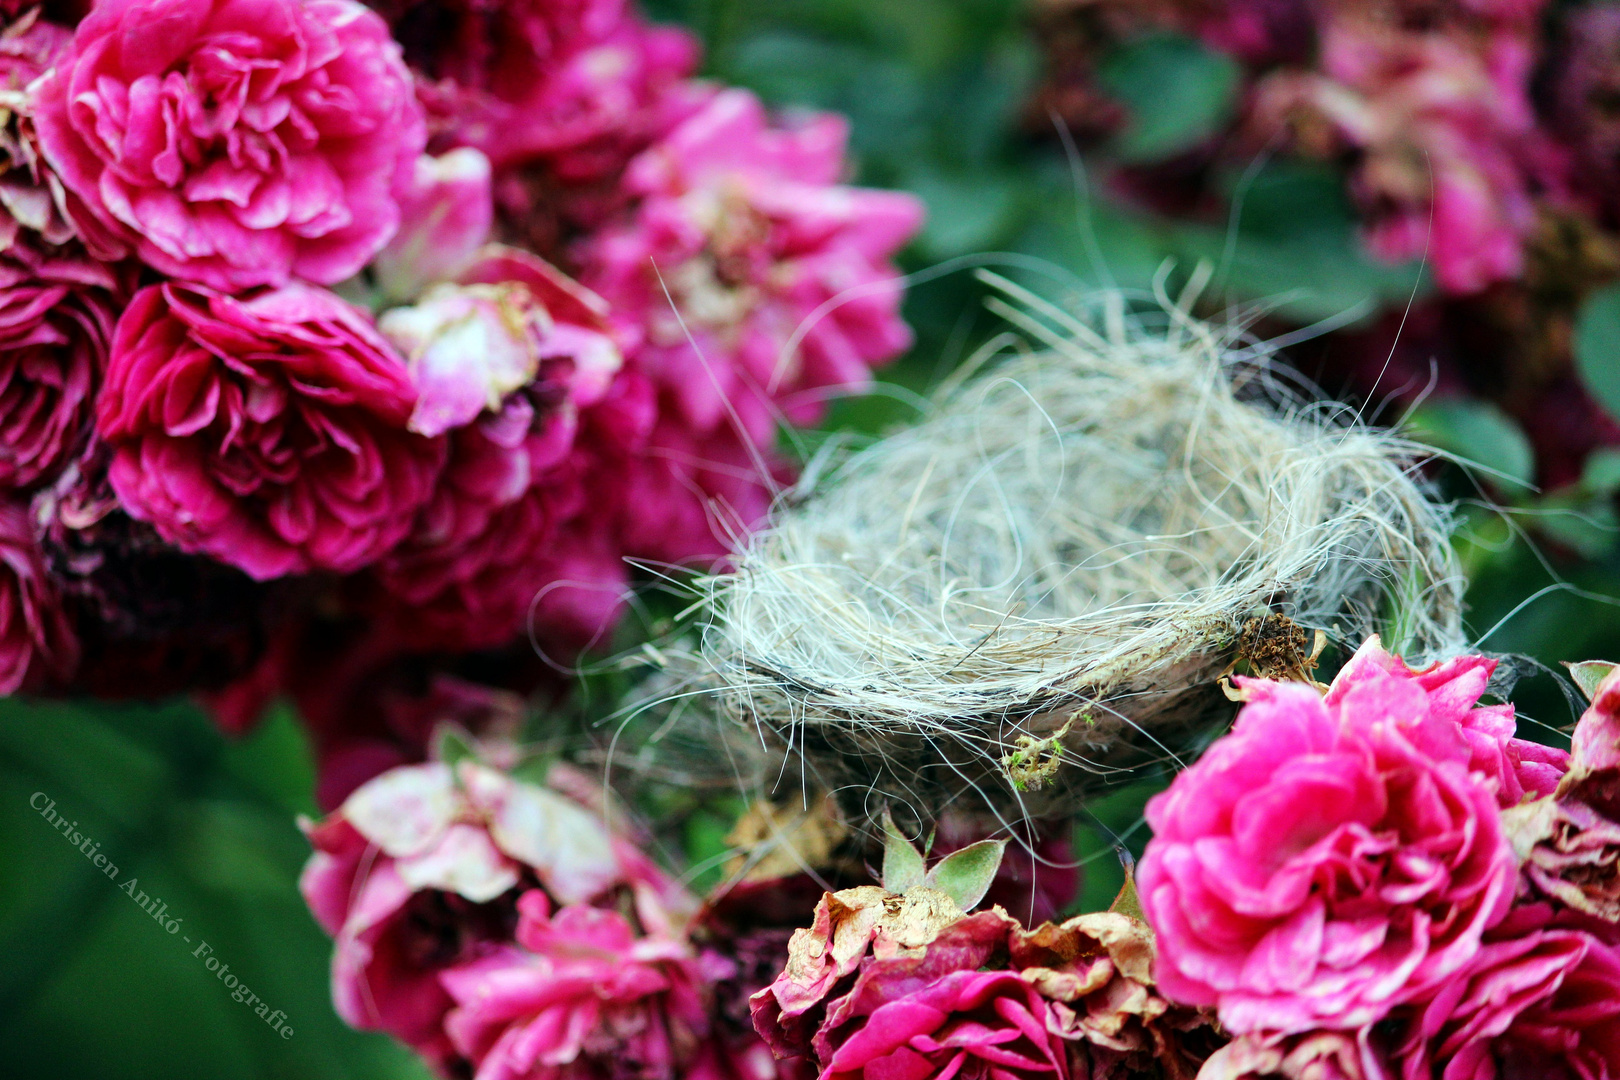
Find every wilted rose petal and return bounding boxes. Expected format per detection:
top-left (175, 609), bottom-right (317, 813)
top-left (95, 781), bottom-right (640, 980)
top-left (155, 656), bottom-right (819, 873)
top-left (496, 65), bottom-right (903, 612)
top-left (299, 757), bottom-right (684, 1065)
top-left (374, 148), bottom-right (495, 303)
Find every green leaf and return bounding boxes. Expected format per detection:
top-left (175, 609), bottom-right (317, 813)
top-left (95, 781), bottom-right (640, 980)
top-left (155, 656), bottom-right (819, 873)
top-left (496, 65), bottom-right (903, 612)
top-left (1405, 400), bottom-right (1534, 489)
top-left (1097, 34), bottom-right (1239, 163)
top-left (1534, 488), bottom-right (1619, 560)
top-left (432, 725), bottom-right (479, 770)
top-left (1583, 449), bottom-right (1620, 496)
top-left (923, 838), bottom-right (1006, 912)
top-left (881, 810), bottom-right (926, 894)
top-left (1565, 660), bottom-right (1619, 702)
top-left (1108, 857), bottom-right (1147, 923)
top-left (1575, 283), bottom-right (1620, 422)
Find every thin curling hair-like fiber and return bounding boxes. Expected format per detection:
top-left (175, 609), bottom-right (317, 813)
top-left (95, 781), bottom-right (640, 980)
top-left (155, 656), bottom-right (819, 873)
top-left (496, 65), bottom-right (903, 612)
top-left (667, 283), bottom-right (1467, 827)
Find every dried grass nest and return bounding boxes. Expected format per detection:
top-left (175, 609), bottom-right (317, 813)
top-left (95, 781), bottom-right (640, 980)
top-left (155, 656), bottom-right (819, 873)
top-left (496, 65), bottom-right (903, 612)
top-left (659, 284), bottom-right (1467, 825)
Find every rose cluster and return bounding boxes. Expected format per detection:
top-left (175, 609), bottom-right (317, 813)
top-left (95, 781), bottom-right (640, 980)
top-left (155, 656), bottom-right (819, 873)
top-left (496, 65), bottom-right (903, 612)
top-left (300, 755), bottom-right (740, 1078)
top-left (749, 884), bottom-right (1219, 1080)
top-left (1137, 637), bottom-right (1620, 1079)
top-left (0, 0), bottom-right (921, 800)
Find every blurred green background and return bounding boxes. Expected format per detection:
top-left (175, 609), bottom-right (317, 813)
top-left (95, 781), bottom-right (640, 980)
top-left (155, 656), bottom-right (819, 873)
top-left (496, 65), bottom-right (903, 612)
top-left (7, 1), bottom-right (1620, 1075)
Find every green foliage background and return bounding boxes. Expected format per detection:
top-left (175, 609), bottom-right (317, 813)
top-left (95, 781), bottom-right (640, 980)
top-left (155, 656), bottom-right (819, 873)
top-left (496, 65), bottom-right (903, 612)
top-left (4, 2), bottom-right (1618, 1075)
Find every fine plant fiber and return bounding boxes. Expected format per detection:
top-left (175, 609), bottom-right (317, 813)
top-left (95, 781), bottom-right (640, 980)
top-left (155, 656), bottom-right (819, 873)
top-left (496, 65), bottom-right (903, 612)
top-left (658, 280), bottom-right (1467, 826)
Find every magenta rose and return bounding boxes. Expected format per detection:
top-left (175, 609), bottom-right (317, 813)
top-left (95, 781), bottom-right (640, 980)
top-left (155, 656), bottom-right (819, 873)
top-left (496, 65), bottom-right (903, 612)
top-left (1250, 21), bottom-right (1540, 295)
top-left (0, 237), bottom-right (126, 491)
top-left (300, 758), bottom-right (643, 1065)
top-left (439, 888), bottom-right (722, 1080)
top-left (96, 282), bottom-right (445, 580)
top-left (1323, 637), bottom-right (1568, 808)
top-left (0, 497), bottom-right (76, 693)
top-left (581, 88), bottom-right (923, 445)
top-left (1139, 640), bottom-right (1520, 1035)
top-left (372, 147), bottom-right (495, 304)
top-left (1393, 903), bottom-right (1620, 1080)
top-left (32, 0), bottom-right (425, 291)
top-left (753, 888), bottom-right (1209, 1080)
top-left (0, 15), bottom-right (129, 263)
top-left (816, 967), bottom-right (1069, 1080)
top-left (1506, 664), bottom-right (1620, 920)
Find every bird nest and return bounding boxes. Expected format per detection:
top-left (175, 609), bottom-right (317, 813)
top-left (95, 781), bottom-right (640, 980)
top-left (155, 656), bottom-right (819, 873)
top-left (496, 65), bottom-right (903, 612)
top-left (663, 287), bottom-right (1465, 825)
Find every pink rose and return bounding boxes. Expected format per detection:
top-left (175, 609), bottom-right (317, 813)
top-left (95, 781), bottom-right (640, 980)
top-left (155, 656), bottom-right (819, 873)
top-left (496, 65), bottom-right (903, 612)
top-left (0, 236), bottom-right (127, 491)
top-left (751, 886), bottom-right (973, 1054)
top-left (300, 758), bottom-right (636, 1063)
top-left (816, 967), bottom-right (1069, 1080)
top-left (378, 249), bottom-right (621, 438)
top-left (1392, 903), bottom-right (1620, 1080)
top-left (0, 14), bottom-right (127, 262)
top-left (439, 888), bottom-right (721, 1080)
top-left (0, 497), bottom-right (76, 693)
top-left (0, 18), bottom-right (135, 497)
top-left (1325, 637), bottom-right (1568, 807)
top-left (1251, 22), bottom-right (1539, 295)
top-left (1565, 663), bottom-right (1620, 812)
top-left (0, 12), bottom-right (68, 105)
top-left (32, 0), bottom-right (426, 291)
top-left (96, 282), bottom-right (446, 580)
top-left (1139, 642), bottom-right (1520, 1034)
top-left (1504, 664), bottom-right (1620, 920)
top-left (580, 88), bottom-right (923, 445)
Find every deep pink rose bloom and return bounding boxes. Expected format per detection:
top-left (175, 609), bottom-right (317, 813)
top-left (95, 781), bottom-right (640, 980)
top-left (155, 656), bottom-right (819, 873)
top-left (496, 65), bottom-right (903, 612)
top-left (1252, 22), bottom-right (1539, 295)
top-left (0, 12), bottom-right (68, 101)
top-left (753, 890), bottom-right (1207, 1079)
top-left (32, 0), bottom-right (426, 291)
top-left (0, 497), bottom-right (76, 693)
top-left (0, 18), bottom-right (134, 494)
top-left (1393, 903), bottom-right (1620, 1080)
top-left (1566, 664), bottom-right (1620, 811)
top-left (378, 247), bottom-right (622, 438)
top-left (580, 88), bottom-right (923, 445)
top-left (1139, 640), bottom-right (1520, 1035)
top-left (0, 15), bottom-right (129, 263)
top-left (1505, 664), bottom-right (1620, 920)
top-left (440, 888), bottom-right (722, 1080)
top-left (97, 282), bottom-right (446, 580)
top-left (300, 759), bottom-right (640, 1065)
top-left (815, 967), bottom-right (1068, 1080)
top-left (1325, 637), bottom-right (1568, 808)
top-left (0, 236), bottom-right (126, 491)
